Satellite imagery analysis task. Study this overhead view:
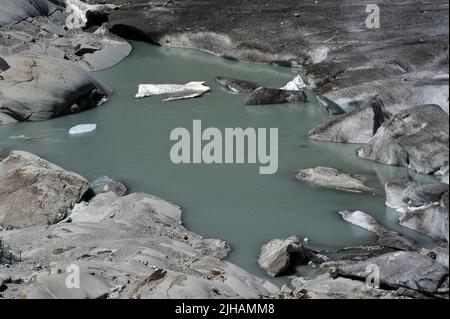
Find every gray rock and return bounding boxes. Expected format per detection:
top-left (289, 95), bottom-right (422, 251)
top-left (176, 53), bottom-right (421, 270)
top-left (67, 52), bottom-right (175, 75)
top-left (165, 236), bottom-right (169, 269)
top-left (385, 176), bottom-right (418, 210)
top-left (290, 273), bottom-right (411, 299)
top-left (357, 105), bottom-right (449, 175)
top-left (403, 184), bottom-right (449, 207)
top-left (385, 177), bottom-right (449, 242)
top-left (400, 192), bottom-right (449, 242)
top-left (336, 251), bottom-right (449, 295)
top-left (0, 112), bottom-right (17, 126)
top-left (246, 87), bottom-right (307, 105)
top-left (308, 99), bottom-right (387, 144)
top-left (0, 151), bottom-right (90, 228)
top-left (0, 273), bottom-right (11, 290)
top-left (0, 54), bottom-right (112, 122)
top-left (339, 210), bottom-right (416, 251)
top-left (258, 236), bottom-right (328, 277)
top-left (0, 0), bottom-right (61, 26)
top-left (296, 167), bottom-right (375, 194)
top-left (215, 76), bottom-right (258, 93)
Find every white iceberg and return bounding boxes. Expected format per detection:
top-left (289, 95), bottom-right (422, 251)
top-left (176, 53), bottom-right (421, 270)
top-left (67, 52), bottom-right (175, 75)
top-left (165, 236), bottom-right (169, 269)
top-left (281, 75), bottom-right (310, 91)
top-left (135, 81), bottom-right (210, 101)
top-left (69, 124), bottom-right (97, 135)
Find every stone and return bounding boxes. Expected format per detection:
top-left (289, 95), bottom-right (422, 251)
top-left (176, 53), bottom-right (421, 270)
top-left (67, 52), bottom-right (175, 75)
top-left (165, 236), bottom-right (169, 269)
top-left (336, 251), bottom-right (449, 295)
top-left (357, 105), bottom-right (449, 175)
top-left (385, 176), bottom-right (418, 210)
top-left (0, 0), bottom-right (61, 26)
top-left (308, 99), bottom-right (387, 144)
top-left (135, 82), bottom-right (210, 101)
top-left (296, 167), bottom-right (375, 194)
top-left (245, 87), bottom-right (307, 105)
top-left (258, 236), bottom-right (328, 277)
top-left (215, 76), bottom-right (258, 93)
top-left (0, 54), bottom-right (112, 122)
top-left (0, 151), bottom-right (90, 228)
top-left (0, 112), bottom-right (17, 126)
top-left (339, 210), bottom-right (416, 251)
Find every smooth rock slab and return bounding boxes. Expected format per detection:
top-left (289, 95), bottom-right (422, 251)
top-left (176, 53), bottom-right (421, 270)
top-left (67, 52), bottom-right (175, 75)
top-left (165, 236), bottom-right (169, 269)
top-left (245, 87), bottom-right (307, 105)
top-left (0, 0), bottom-right (61, 26)
top-left (357, 105), bottom-right (449, 175)
top-left (296, 167), bottom-right (375, 194)
top-left (336, 251), bottom-right (449, 295)
top-left (0, 151), bottom-right (89, 228)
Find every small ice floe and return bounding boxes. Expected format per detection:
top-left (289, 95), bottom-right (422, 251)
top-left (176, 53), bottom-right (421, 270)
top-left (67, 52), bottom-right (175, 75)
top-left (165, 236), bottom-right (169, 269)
top-left (69, 124), bottom-right (97, 135)
top-left (281, 75), bottom-right (310, 91)
top-left (135, 82), bottom-right (210, 101)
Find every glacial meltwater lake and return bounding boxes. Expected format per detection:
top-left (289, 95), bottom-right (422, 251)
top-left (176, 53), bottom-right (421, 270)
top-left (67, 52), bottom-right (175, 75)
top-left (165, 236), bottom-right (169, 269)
top-left (0, 42), bottom-right (436, 281)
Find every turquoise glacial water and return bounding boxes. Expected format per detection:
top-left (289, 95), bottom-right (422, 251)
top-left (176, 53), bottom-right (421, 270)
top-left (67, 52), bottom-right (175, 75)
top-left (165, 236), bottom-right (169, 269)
top-left (0, 41), bottom-right (435, 281)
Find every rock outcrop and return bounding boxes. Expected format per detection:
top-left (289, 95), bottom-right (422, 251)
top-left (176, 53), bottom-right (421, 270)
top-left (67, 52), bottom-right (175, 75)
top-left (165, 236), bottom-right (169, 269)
top-left (385, 177), bottom-right (449, 242)
top-left (0, 54), bottom-right (112, 122)
top-left (357, 105), bottom-right (449, 175)
top-left (296, 167), bottom-right (375, 194)
top-left (335, 251), bottom-right (449, 296)
top-left (0, 152), bottom-right (279, 299)
top-left (0, 151), bottom-right (89, 229)
top-left (308, 99), bottom-right (388, 144)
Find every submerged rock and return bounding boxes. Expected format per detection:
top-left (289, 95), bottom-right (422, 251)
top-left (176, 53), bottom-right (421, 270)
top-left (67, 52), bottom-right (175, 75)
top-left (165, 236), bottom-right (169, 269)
top-left (258, 236), bottom-right (328, 277)
top-left (0, 151), bottom-right (89, 228)
top-left (335, 251), bottom-right (449, 296)
top-left (0, 54), bottom-right (112, 122)
top-left (215, 76), bottom-right (258, 93)
top-left (357, 105), bottom-right (449, 175)
top-left (245, 87), bottom-right (307, 105)
top-left (135, 82), bottom-right (210, 101)
top-left (296, 167), bottom-right (375, 194)
top-left (308, 99), bottom-right (387, 144)
top-left (339, 210), bottom-right (416, 251)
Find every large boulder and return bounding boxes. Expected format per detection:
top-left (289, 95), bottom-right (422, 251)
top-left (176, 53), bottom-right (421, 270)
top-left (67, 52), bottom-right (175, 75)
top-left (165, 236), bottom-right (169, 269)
top-left (335, 251), bottom-right (449, 295)
top-left (308, 99), bottom-right (387, 144)
top-left (0, 151), bottom-right (90, 228)
top-left (357, 105), bottom-right (449, 175)
top-left (245, 88), bottom-right (307, 105)
top-left (258, 236), bottom-right (328, 277)
top-left (296, 167), bottom-right (375, 194)
top-left (0, 54), bottom-right (112, 121)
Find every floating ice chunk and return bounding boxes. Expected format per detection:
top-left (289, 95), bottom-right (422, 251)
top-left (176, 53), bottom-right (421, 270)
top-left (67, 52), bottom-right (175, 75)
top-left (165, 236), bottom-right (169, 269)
top-left (69, 124), bottom-right (97, 135)
top-left (281, 75), bottom-right (310, 91)
top-left (135, 82), bottom-right (210, 101)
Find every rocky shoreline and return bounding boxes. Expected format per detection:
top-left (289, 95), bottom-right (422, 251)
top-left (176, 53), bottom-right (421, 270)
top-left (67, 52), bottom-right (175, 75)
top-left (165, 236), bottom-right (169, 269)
top-left (1, 0), bottom-right (449, 299)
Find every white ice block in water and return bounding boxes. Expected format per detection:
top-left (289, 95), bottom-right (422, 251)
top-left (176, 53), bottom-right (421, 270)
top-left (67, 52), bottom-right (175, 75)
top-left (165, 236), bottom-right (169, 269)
top-left (135, 81), bottom-right (210, 101)
top-left (281, 75), bottom-right (309, 91)
top-left (69, 124), bottom-right (97, 135)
